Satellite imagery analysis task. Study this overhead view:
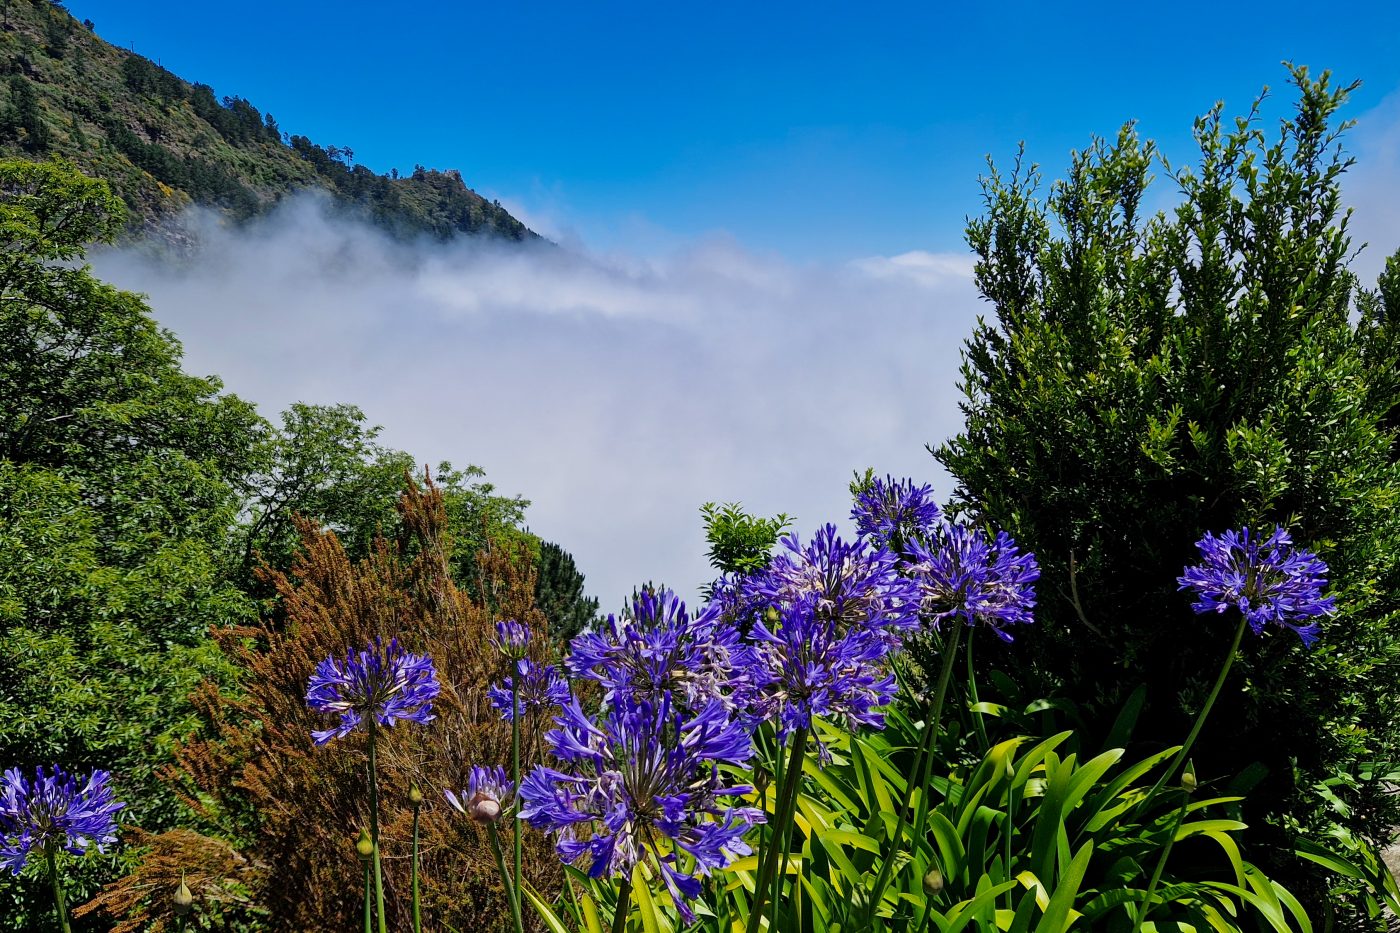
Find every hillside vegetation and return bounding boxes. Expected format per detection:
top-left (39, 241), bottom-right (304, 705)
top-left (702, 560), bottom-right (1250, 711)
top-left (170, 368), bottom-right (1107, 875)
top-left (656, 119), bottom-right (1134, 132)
top-left (0, 0), bottom-right (534, 242)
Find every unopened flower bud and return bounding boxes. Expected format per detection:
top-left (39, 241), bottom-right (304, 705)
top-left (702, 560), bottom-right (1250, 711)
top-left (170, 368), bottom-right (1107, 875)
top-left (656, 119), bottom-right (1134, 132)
top-left (922, 868), bottom-right (944, 896)
top-left (409, 784), bottom-right (424, 807)
top-left (753, 767), bottom-right (771, 797)
top-left (468, 792), bottom-right (502, 825)
top-left (356, 828), bottom-right (375, 860)
top-left (764, 607), bottom-right (780, 625)
top-left (1181, 765), bottom-right (1197, 794)
top-left (172, 873), bottom-right (194, 916)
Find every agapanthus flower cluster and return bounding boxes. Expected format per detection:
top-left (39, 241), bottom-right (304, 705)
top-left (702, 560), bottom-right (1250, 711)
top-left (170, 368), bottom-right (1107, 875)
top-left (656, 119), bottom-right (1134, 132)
top-left (906, 522), bottom-right (1040, 641)
top-left (1177, 526), bottom-right (1334, 646)
top-left (492, 619), bottom-right (531, 660)
top-left (741, 526), bottom-right (920, 745)
top-left (568, 587), bottom-right (754, 711)
top-left (445, 765), bottom-right (515, 825)
top-left (852, 474), bottom-right (943, 551)
top-left (745, 592), bottom-right (899, 742)
top-left (0, 766), bottom-right (125, 874)
top-left (488, 658), bottom-right (571, 721)
top-left (306, 637), bottom-right (441, 745)
top-left (519, 693), bottom-right (763, 921)
top-left (750, 524), bottom-right (920, 640)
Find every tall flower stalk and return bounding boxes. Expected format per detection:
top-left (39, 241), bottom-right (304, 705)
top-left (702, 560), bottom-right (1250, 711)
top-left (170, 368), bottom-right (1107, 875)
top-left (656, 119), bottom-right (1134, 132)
top-left (864, 512), bottom-right (1038, 919)
top-left (448, 766), bottom-right (523, 933)
top-left (491, 619), bottom-right (533, 927)
top-left (738, 524), bottom-right (921, 932)
top-left (409, 785), bottom-right (424, 933)
top-left (1138, 527), bottom-right (1334, 809)
top-left (307, 637), bottom-right (440, 933)
top-left (0, 765), bottom-right (125, 933)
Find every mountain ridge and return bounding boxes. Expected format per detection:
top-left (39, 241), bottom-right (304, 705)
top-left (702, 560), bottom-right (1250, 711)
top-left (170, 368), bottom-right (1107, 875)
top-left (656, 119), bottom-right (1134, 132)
top-left (0, 0), bottom-right (537, 244)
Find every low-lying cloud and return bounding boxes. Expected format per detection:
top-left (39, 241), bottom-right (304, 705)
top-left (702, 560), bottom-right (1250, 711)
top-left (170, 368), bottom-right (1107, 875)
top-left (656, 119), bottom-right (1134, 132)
top-left (91, 199), bottom-right (983, 607)
top-left (88, 87), bottom-right (1398, 610)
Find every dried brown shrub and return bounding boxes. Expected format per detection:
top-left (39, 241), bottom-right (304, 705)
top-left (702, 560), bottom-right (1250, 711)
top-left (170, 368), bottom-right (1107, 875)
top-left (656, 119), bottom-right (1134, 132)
top-left (85, 473), bottom-right (563, 930)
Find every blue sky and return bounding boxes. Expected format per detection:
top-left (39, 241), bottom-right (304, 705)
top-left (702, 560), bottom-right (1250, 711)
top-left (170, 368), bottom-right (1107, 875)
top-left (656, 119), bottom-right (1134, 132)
top-left (66, 0), bottom-right (1400, 259)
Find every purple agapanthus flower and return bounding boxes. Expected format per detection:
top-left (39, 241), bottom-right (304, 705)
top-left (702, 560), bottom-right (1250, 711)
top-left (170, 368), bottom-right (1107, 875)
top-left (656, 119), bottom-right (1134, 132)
top-left (750, 524), bottom-right (921, 642)
top-left (852, 475), bottom-right (943, 550)
top-left (0, 766), bottom-right (125, 874)
top-left (492, 619), bottom-right (531, 660)
top-left (744, 591), bottom-right (899, 747)
top-left (306, 637), bottom-right (441, 745)
top-left (518, 692), bottom-right (763, 922)
top-left (445, 765), bottom-right (515, 825)
top-left (568, 587), bottom-right (754, 711)
top-left (1177, 526), bottom-right (1334, 646)
top-left (906, 522), bottom-right (1040, 641)
top-left (488, 658), bottom-right (572, 721)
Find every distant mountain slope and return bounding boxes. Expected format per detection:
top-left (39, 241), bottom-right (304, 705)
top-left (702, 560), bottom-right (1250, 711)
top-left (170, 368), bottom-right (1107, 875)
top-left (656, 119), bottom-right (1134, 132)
top-left (0, 0), bottom-right (535, 242)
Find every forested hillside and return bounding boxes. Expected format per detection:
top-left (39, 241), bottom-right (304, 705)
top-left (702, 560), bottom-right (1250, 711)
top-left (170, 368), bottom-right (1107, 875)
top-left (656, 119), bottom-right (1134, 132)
top-left (0, 0), bottom-right (534, 242)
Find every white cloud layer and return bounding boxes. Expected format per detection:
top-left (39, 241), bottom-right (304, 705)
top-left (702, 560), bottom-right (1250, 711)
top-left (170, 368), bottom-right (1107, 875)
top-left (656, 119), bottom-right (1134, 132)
top-left (90, 199), bottom-right (983, 607)
top-left (85, 85), bottom-right (1400, 611)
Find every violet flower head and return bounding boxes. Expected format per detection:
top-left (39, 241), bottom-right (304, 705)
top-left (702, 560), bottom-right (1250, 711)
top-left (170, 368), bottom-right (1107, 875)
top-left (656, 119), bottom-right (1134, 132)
top-left (518, 693), bottom-right (763, 922)
top-left (1177, 526), bottom-right (1334, 646)
top-left (0, 766), bottom-right (125, 874)
top-left (745, 592), bottom-right (898, 748)
top-left (751, 524), bottom-right (921, 641)
top-left (852, 475), bottom-right (942, 550)
top-left (568, 587), bottom-right (753, 710)
top-left (907, 522), bottom-right (1040, 641)
top-left (445, 765), bottom-right (515, 825)
top-left (492, 619), bottom-right (531, 660)
top-left (306, 637), bottom-right (441, 745)
top-left (488, 658), bottom-right (571, 721)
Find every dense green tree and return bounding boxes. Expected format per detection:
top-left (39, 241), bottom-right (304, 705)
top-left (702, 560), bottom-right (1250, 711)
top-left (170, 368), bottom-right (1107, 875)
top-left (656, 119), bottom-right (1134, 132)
top-left (534, 540), bottom-right (599, 643)
top-left (3, 74), bottom-right (50, 152)
top-left (934, 67), bottom-right (1400, 920)
top-left (0, 158), bottom-right (261, 926)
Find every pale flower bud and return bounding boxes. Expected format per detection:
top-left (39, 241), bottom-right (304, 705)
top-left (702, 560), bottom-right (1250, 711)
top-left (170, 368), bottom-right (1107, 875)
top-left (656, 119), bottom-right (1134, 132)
top-left (468, 791), bottom-right (502, 825)
top-left (922, 868), bottom-right (944, 896)
top-left (172, 873), bottom-right (194, 916)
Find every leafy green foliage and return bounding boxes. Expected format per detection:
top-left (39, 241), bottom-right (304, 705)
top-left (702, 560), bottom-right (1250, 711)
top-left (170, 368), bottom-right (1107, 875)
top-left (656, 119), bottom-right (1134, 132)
top-left (0, 156), bottom-right (259, 928)
top-left (699, 501), bottom-right (793, 577)
top-left (933, 67), bottom-right (1400, 919)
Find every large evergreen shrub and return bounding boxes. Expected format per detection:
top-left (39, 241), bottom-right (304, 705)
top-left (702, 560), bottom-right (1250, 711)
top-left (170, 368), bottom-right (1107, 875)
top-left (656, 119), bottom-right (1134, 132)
top-left (935, 66), bottom-right (1400, 917)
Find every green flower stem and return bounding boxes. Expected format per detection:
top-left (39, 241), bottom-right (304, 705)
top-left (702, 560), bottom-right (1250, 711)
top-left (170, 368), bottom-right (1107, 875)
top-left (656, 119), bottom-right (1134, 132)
top-left (965, 629), bottom-right (990, 751)
top-left (367, 720), bottom-right (388, 933)
top-left (745, 725), bottom-right (809, 933)
top-left (511, 681), bottom-right (523, 927)
top-left (411, 801), bottom-right (422, 933)
top-left (363, 858), bottom-right (373, 933)
top-left (1136, 613), bottom-right (1248, 817)
top-left (1131, 790), bottom-right (1191, 929)
top-left (46, 849), bottom-right (71, 933)
top-left (768, 729), bottom-right (785, 927)
top-left (867, 622), bottom-right (964, 922)
top-left (1004, 776), bottom-right (1016, 912)
top-left (489, 823), bottom-right (525, 933)
top-left (748, 727), bottom-right (773, 929)
top-left (611, 875), bottom-right (634, 933)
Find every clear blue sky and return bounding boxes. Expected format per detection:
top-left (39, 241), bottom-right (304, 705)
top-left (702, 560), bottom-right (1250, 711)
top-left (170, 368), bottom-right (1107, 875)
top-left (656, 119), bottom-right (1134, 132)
top-left (64, 1), bottom-right (1400, 258)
